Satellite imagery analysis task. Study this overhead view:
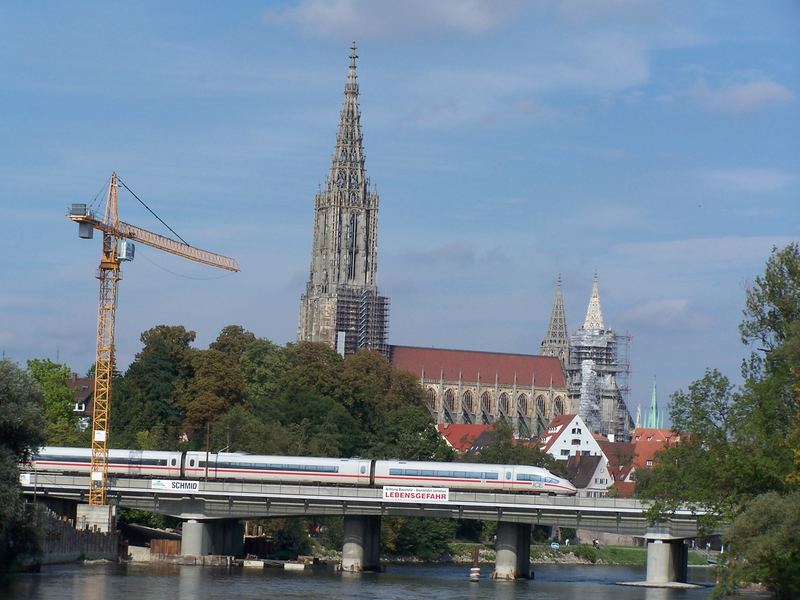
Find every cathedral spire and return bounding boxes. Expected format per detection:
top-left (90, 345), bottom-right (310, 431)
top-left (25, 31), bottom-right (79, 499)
top-left (298, 44), bottom-right (388, 357)
top-left (540, 274), bottom-right (569, 364)
top-left (582, 273), bottom-right (605, 330)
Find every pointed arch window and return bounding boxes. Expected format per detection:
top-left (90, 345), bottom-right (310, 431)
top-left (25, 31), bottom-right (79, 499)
top-left (444, 389), bottom-right (456, 413)
top-left (347, 212), bottom-right (358, 280)
top-left (517, 394), bottom-right (528, 416)
top-left (462, 390), bottom-right (474, 414)
top-left (481, 391), bottom-right (493, 415)
top-left (536, 395), bottom-right (546, 416)
top-left (426, 388), bottom-right (437, 410)
top-left (554, 397), bottom-right (564, 416)
top-left (499, 392), bottom-right (509, 415)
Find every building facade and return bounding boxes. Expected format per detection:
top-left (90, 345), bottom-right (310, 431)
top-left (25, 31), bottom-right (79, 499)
top-left (297, 44), bottom-right (389, 357)
top-left (390, 345), bottom-right (571, 438)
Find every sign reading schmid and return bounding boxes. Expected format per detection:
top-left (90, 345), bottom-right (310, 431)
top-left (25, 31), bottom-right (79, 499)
top-left (151, 480), bottom-right (200, 493)
top-left (382, 486), bottom-right (449, 503)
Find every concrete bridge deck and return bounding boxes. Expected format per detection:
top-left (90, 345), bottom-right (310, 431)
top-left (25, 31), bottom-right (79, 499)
top-left (21, 472), bottom-right (703, 537)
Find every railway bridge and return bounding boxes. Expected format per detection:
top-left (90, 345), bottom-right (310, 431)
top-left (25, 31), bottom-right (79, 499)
top-left (21, 472), bottom-right (703, 585)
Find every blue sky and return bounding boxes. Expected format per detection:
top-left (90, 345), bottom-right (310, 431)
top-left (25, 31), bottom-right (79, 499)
top-left (1, 1), bottom-right (798, 421)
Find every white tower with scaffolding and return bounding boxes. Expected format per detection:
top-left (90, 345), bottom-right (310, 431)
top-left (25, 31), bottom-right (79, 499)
top-left (566, 274), bottom-right (634, 441)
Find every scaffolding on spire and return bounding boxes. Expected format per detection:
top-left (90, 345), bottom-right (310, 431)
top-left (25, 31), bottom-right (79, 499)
top-left (566, 274), bottom-right (633, 441)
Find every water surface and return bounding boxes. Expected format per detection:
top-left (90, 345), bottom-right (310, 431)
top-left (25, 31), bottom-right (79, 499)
top-left (2, 562), bottom-right (718, 600)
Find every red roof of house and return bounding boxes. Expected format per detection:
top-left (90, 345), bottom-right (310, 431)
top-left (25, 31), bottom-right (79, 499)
top-left (390, 346), bottom-right (566, 388)
top-left (631, 428), bottom-right (683, 469)
top-left (65, 372), bottom-right (94, 403)
top-left (612, 481), bottom-right (636, 498)
top-left (632, 428), bottom-right (678, 444)
top-left (539, 414), bottom-right (577, 453)
top-left (598, 440), bottom-right (636, 482)
top-left (437, 424), bottom-right (494, 453)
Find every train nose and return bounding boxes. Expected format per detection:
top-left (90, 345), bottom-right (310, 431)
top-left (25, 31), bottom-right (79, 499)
top-left (565, 479), bottom-right (578, 495)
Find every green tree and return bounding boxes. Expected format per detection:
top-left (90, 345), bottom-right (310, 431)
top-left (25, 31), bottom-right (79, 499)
top-left (180, 348), bottom-right (244, 431)
top-left (382, 517), bottom-right (456, 560)
top-left (0, 359), bottom-right (46, 570)
top-left (210, 324), bottom-right (257, 359)
top-left (637, 242), bottom-right (800, 594)
top-left (241, 338), bottom-right (288, 411)
top-left (370, 405), bottom-right (454, 461)
top-left (113, 328), bottom-right (194, 449)
top-left (723, 492), bottom-right (800, 600)
top-left (740, 242), bottom-right (800, 351)
top-left (26, 358), bottom-right (77, 442)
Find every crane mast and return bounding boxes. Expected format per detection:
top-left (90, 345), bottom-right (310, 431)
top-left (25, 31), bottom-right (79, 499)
top-left (89, 175), bottom-right (121, 505)
top-left (69, 173), bottom-right (239, 505)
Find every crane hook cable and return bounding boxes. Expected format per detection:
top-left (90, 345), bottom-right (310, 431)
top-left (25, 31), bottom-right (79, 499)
top-left (116, 176), bottom-right (190, 246)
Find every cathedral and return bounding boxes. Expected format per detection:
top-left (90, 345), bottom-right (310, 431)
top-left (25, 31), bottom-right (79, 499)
top-left (297, 45), bottom-right (635, 441)
top-left (297, 44), bottom-right (389, 357)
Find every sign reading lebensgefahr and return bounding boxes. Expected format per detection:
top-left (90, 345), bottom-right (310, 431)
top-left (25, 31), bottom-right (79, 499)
top-left (382, 486), bottom-right (449, 503)
top-left (151, 480), bottom-right (200, 493)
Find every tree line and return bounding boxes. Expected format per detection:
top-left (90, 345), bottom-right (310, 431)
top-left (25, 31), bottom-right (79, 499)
top-left (5, 323), bottom-right (558, 563)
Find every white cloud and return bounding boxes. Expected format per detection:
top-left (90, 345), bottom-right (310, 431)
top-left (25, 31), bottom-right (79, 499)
top-left (614, 236), bottom-right (794, 269)
top-left (689, 78), bottom-right (794, 113)
top-left (622, 298), bottom-right (711, 331)
top-left (268, 0), bottom-right (522, 39)
top-left (702, 168), bottom-right (796, 193)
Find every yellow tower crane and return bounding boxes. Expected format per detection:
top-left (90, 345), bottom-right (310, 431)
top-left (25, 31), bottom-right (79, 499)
top-left (68, 172), bottom-right (239, 505)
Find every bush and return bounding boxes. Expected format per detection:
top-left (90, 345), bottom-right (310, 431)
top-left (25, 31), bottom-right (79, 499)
top-left (571, 544), bottom-right (598, 563)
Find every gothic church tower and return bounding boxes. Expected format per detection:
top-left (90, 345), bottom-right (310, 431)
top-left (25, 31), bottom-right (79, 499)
top-left (540, 275), bottom-right (570, 365)
top-left (298, 44), bottom-right (389, 356)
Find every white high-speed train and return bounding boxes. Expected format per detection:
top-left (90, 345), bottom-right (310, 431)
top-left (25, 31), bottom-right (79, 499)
top-left (26, 447), bottom-right (577, 495)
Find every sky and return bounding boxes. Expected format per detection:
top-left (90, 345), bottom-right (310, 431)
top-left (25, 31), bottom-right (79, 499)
top-left (1, 1), bottom-right (798, 422)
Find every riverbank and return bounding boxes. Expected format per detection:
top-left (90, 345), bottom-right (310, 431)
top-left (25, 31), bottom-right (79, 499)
top-left (310, 541), bottom-right (711, 567)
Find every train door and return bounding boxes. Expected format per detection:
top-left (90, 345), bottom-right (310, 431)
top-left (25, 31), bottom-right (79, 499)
top-left (129, 450), bottom-right (143, 476)
top-left (502, 466), bottom-right (514, 491)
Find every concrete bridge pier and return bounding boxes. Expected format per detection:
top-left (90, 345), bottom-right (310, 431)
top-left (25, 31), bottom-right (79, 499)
top-left (645, 534), bottom-right (688, 584)
top-left (181, 519), bottom-right (244, 557)
top-left (493, 522), bottom-right (531, 580)
top-left (341, 515), bottom-right (381, 572)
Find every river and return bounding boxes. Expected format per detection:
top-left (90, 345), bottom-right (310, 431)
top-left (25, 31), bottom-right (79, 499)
top-left (2, 562), bottom-right (719, 600)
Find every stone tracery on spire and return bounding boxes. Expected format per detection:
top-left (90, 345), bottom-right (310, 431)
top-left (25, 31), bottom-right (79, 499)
top-left (540, 275), bottom-right (569, 363)
top-left (582, 273), bottom-right (605, 330)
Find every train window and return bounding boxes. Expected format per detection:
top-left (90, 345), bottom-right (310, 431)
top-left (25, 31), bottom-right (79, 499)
top-left (483, 472), bottom-right (499, 480)
top-left (189, 459), bottom-right (195, 467)
top-left (505, 471), bottom-right (511, 480)
top-left (360, 465), bottom-right (366, 474)
top-left (517, 474), bottom-right (543, 482)
top-left (170, 459), bottom-right (177, 466)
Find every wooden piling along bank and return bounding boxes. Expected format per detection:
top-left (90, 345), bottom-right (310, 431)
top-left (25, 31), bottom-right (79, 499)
top-left (22, 505), bottom-right (120, 567)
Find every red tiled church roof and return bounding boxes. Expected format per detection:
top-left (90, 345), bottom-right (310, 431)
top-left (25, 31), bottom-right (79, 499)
top-left (390, 345), bottom-right (565, 388)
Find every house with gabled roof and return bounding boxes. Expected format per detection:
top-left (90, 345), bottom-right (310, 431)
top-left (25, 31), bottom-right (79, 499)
top-left (539, 414), bottom-right (604, 461)
top-left (65, 372), bottom-right (93, 432)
